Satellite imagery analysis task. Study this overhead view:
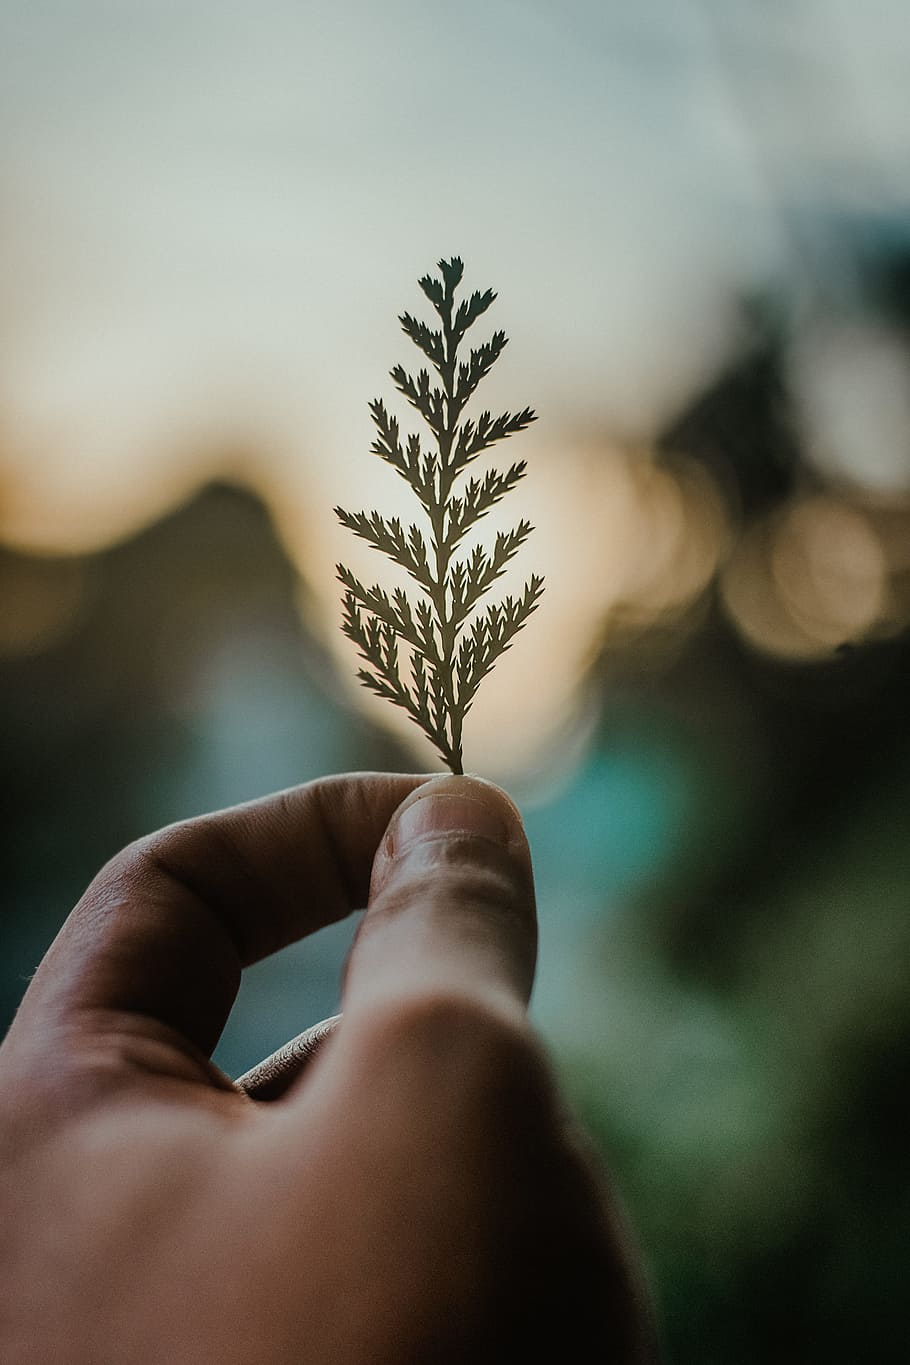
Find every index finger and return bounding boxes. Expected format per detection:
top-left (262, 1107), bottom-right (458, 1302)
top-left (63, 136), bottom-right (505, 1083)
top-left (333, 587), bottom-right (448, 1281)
top-left (7, 774), bottom-right (427, 1060)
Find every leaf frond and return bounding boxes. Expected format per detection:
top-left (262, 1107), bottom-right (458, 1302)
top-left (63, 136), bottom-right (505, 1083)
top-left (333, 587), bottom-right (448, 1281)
top-left (452, 288), bottom-right (497, 342)
top-left (338, 257), bottom-right (542, 773)
top-left (448, 521), bottom-right (535, 624)
top-left (444, 461), bottom-right (527, 547)
top-left (399, 312), bottom-right (445, 371)
top-left (391, 364), bottom-right (446, 438)
top-left (337, 564), bottom-right (439, 658)
top-left (335, 508), bottom-right (434, 592)
top-left (438, 256), bottom-right (464, 291)
top-left (454, 331), bottom-right (508, 407)
top-left (451, 407), bottom-right (537, 473)
top-left (455, 574), bottom-right (545, 711)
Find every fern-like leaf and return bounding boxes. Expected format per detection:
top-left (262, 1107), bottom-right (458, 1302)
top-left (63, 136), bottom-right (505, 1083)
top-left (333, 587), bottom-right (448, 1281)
top-left (336, 257), bottom-right (542, 772)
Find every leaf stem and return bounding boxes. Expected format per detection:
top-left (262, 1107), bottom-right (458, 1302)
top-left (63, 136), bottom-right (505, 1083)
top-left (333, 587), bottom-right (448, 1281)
top-left (431, 270), bottom-right (463, 772)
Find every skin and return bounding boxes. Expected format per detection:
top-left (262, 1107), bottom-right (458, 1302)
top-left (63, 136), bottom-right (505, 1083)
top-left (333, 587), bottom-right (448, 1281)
top-left (0, 773), bottom-right (657, 1364)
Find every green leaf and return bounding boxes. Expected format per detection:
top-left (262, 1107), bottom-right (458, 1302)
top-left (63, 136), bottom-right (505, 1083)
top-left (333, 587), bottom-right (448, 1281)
top-left (335, 509), bottom-right (434, 592)
top-left (451, 407), bottom-right (537, 473)
top-left (452, 288), bottom-right (497, 342)
top-left (338, 257), bottom-right (542, 773)
top-left (438, 256), bottom-right (464, 292)
top-left (454, 331), bottom-right (508, 407)
top-left (418, 273), bottom-right (445, 311)
top-left (444, 462), bottom-right (527, 546)
top-left (448, 521), bottom-right (535, 624)
top-left (399, 312), bottom-right (445, 370)
top-left (391, 364), bottom-right (447, 438)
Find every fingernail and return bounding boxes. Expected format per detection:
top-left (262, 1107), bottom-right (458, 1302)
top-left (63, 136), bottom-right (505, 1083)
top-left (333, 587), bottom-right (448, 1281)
top-left (391, 789), bottom-right (510, 853)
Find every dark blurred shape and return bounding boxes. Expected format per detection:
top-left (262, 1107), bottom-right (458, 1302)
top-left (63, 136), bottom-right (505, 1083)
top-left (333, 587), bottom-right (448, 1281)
top-left (574, 249), bottom-right (910, 1364)
top-left (660, 324), bottom-right (801, 522)
top-left (0, 480), bottom-right (406, 1036)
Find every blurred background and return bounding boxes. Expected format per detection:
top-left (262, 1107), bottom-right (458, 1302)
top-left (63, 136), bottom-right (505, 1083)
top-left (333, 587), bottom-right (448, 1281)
top-left (2, 1), bottom-right (909, 1359)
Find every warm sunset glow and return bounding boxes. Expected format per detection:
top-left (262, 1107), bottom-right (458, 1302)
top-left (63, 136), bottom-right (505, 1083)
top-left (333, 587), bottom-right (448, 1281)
top-left (720, 496), bottom-right (889, 659)
top-left (771, 497), bottom-right (886, 644)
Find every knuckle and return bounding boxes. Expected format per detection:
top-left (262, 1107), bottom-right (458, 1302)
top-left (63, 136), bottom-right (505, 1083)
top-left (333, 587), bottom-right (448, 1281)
top-left (379, 831), bottom-right (533, 903)
top-left (362, 851), bottom-right (535, 949)
top-left (93, 826), bottom-right (190, 892)
top-left (353, 992), bottom-right (553, 1119)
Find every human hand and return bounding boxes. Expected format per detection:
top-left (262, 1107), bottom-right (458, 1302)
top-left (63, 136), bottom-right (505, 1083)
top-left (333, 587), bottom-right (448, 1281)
top-left (0, 774), bottom-right (655, 1363)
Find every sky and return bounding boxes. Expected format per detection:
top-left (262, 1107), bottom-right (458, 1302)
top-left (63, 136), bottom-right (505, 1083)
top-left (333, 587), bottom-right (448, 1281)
top-left (2, 0), bottom-right (909, 770)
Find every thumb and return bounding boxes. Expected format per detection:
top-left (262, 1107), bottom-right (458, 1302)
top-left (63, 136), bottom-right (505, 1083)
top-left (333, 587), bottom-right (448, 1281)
top-left (342, 775), bottom-right (537, 1024)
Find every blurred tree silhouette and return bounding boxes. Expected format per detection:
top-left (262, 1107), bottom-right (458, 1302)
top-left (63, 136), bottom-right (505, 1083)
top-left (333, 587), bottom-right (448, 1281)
top-left (0, 481), bottom-right (406, 1035)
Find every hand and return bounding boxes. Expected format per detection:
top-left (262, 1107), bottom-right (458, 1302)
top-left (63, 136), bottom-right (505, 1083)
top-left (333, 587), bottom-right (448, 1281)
top-left (0, 774), bottom-right (655, 1364)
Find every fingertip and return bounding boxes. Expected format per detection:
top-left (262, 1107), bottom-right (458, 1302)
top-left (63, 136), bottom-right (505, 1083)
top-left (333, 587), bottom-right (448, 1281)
top-left (346, 776), bottom-right (537, 1020)
top-left (375, 775), bottom-right (528, 871)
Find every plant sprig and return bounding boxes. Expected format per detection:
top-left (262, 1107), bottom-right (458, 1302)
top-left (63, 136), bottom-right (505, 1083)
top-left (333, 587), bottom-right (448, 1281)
top-left (336, 256), bottom-right (543, 773)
